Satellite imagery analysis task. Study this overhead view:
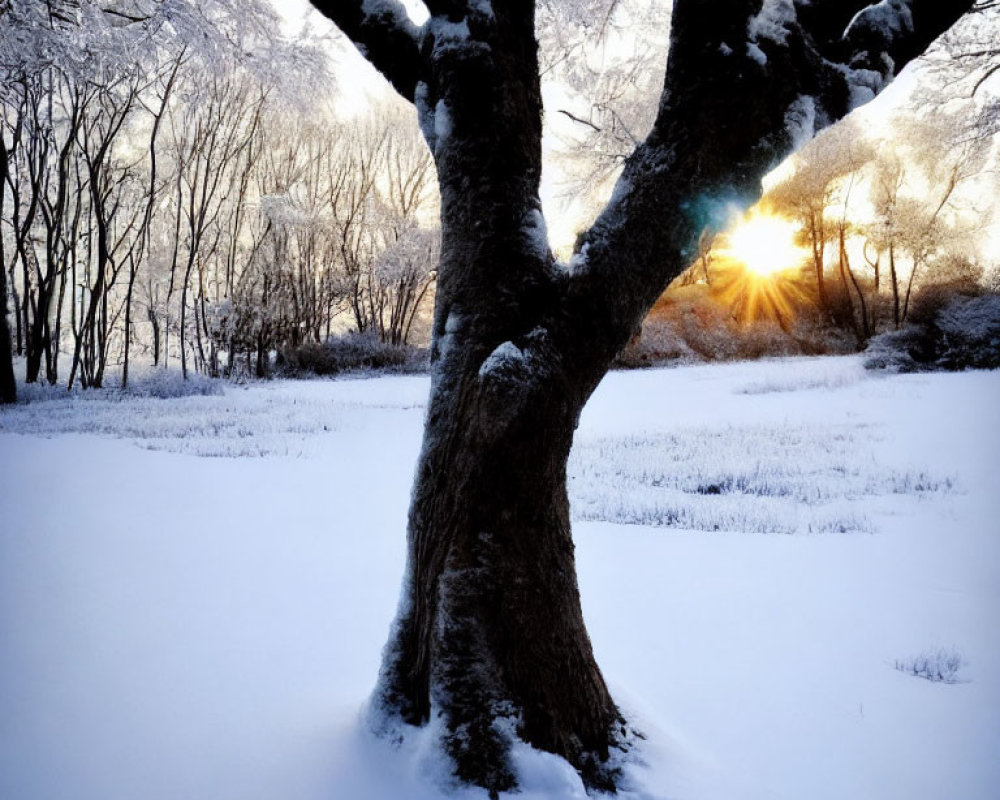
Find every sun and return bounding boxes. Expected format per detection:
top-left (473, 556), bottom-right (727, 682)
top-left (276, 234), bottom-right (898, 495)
top-left (723, 213), bottom-right (806, 277)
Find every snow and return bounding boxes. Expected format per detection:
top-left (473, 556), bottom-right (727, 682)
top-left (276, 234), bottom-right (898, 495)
top-left (427, 17), bottom-right (472, 57)
top-left (566, 241), bottom-right (590, 276)
top-left (360, 0), bottom-right (421, 39)
top-left (845, 0), bottom-right (915, 42)
top-left (831, 61), bottom-right (886, 111)
top-left (746, 42), bottom-right (768, 66)
top-left (783, 95), bottom-right (817, 151)
top-left (467, 0), bottom-right (496, 20)
top-left (748, 0), bottom-right (797, 46)
top-left (479, 340), bottom-right (526, 379)
top-left (522, 207), bottom-right (551, 259)
top-left (415, 81), bottom-right (438, 150)
top-left (435, 309), bottom-right (463, 365)
top-left (434, 98), bottom-right (453, 146)
top-left (1, 356), bottom-right (998, 800)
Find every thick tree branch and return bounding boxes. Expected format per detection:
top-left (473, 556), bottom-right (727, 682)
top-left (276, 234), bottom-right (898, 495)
top-left (310, 0), bottom-right (423, 102)
top-left (560, 0), bottom-right (975, 389)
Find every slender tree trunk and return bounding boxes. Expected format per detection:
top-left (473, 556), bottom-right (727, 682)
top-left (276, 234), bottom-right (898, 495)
top-left (25, 281), bottom-right (51, 384)
top-left (122, 254), bottom-right (138, 389)
top-left (902, 257), bottom-right (919, 324)
top-left (841, 233), bottom-right (870, 342)
top-left (0, 279), bottom-right (15, 403)
top-left (148, 303), bottom-right (161, 367)
top-left (889, 241), bottom-right (900, 328)
top-left (0, 137), bottom-right (16, 403)
top-left (10, 276), bottom-right (22, 356)
top-left (0, 289), bottom-right (14, 402)
top-left (837, 225), bottom-right (860, 340)
top-left (810, 211), bottom-right (830, 320)
top-left (180, 256), bottom-right (194, 379)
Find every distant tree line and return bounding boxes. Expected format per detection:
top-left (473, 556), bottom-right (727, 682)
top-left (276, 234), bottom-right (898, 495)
top-left (630, 91), bottom-right (998, 365)
top-left (536, 0), bottom-right (997, 365)
top-left (0, 0), bottom-right (439, 403)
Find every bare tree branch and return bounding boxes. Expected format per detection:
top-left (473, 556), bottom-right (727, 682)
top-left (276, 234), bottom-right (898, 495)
top-left (557, 108), bottom-right (602, 133)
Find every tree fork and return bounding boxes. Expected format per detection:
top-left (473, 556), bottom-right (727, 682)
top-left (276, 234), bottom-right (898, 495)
top-left (311, 0), bottom-right (975, 793)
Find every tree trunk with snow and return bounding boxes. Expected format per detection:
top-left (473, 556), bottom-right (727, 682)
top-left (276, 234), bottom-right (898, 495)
top-left (311, 0), bottom-right (972, 794)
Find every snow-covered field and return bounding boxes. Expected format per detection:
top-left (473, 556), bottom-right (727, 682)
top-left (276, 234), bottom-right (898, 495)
top-left (1, 356), bottom-right (998, 800)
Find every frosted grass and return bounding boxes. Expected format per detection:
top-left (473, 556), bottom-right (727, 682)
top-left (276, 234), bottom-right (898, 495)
top-left (569, 423), bottom-right (954, 534)
top-left (0, 376), bottom-right (426, 457)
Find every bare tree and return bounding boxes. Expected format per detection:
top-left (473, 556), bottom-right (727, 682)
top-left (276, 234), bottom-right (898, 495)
top-left (311, 0), bottom-right (973, 794)
top-left (0, 132), bottom-right (15, 402)
top-left (866, 110), bottom-right (984, 328)
top-left (1, 0), bottom-right (331, 387)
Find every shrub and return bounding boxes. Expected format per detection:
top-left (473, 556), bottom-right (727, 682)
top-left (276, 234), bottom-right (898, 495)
top-left (615, 318), bottom-right (700, 368)
top-left (935, 293), bottom-right (1000, 370)
top-left (279, 331), bottom-right (428, 376)
top-left (862, 326), bottom-right (932, 373)
top-left (865, 292), bottom-right (1000, 372)
top-left (894, 648), bottom-right (967, 684)
top-left (615, 279), bottom-right (869, 369)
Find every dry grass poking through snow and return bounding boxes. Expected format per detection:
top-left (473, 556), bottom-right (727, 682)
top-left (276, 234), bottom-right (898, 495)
top-left (569, 423), bottom-right (954, 535)
top-left (0, 375), bottom-right (426, 457)
top-left (1, 357), bottom-right (956, 529)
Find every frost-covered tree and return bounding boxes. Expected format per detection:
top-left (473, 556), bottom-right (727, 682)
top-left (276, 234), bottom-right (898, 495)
top-left (767, 119), bottom-right (875, 334)
top-left (310, 0), bottom-right (974, 794)
top-left (865, 109), bottom-right (985, 328)
top-left (0, 0), bottom-right (331, 389)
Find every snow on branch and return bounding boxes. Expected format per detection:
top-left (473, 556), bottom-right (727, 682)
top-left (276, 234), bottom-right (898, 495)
top-left (841, 0), bottom-right (974, 86)
top-left (309, 0), bottom-right (422, 101)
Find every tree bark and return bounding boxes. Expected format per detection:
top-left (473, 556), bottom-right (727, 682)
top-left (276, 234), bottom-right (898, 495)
top-left (311, 0), bottom-right (975, 794)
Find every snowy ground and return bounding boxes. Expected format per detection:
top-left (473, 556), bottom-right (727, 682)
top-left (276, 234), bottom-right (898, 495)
top-left (1, 356), bottom-right (998, 800)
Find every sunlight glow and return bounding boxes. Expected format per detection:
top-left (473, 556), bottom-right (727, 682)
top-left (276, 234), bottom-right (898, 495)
top-left (724, 214), bottom-right (807, 277)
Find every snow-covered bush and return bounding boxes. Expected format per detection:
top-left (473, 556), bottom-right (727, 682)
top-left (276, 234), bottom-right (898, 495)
top-left (935, 294), bottom-right (1000, 370)
top-left (12, 380), bottom-right (76, 404)
top-left (13, 368), bottom-right (222, 402)
top-left (862, 326), bottom-right (930, 372)
top-left (865, 293), bottom-right (1000, 372)
top-left (894, 648), bottom-right (967, 684)
top-left (279, 331), bottom-right (427, 376)
top-left (615, 319), bottom-right (699, 368)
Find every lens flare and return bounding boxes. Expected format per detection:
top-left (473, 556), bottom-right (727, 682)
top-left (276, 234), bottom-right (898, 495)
top-left (724, 214), bottom-right (806, 277)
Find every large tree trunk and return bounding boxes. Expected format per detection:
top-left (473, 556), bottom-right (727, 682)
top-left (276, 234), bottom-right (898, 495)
top-left (379, 370), bottom-right (621, 792)
top-left (364, 9), bottom-right (622, 791)
top-left (312, 0), bottom-right (974, 794)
